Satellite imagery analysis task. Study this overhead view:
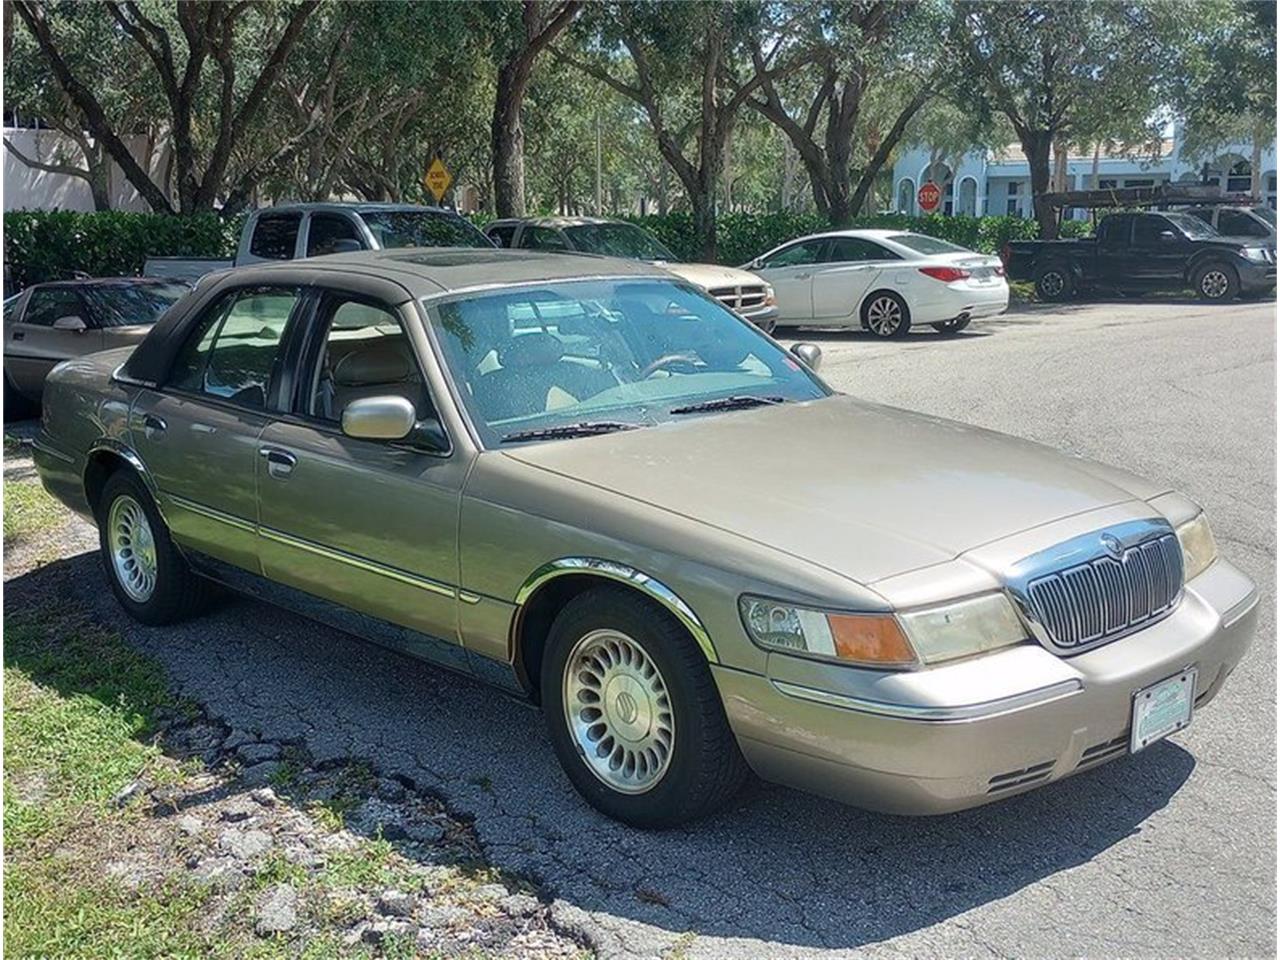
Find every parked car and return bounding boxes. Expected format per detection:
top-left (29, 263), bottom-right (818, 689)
top-left (33, 248), bottom-right (1256, 827)
top-left (1003, 211), bottom-right (1277, 302)
top-left (4, 277), bottom-right (189, 416)
top-left (483, 216), bottom-right (780, 332)
top-left (1179, 205), bottom-right (1276, 247)
top-left (743, 230), bottom-right (1009, 338)
top-left (144, 202), bottom-right (494, 283)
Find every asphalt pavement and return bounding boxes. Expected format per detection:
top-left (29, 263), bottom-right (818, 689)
top-left (6, 296), bottom-right (1275, 958)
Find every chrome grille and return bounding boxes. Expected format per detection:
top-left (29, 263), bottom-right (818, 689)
top-left (1024, 532), bottom-right (1183, 651)
top-left (709, 285), bottom-right (768, 313)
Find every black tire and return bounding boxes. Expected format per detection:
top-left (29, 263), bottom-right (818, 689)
top-left (861, 291), bottom-right (911, 338)
top-left (1192, 261), bottom-right (1240, 301)
top-left (4, 375), bottom-right (37, 422)
top-left (97, 470), bottom-right (215, 625)
top-left (931, 316), bottom-right (972, 334)
top-left (541, 585), bottom-right (749, 828)
top-left (1034, 262), bottom-right (1074, 301)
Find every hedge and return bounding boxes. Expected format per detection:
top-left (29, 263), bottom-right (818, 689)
top-left (3, 208), bottom-right (1090, 291)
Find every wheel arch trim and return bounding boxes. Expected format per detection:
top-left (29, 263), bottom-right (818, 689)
top-left (84, 439), bottom-right (167, 521)
top-left (512, 557), bottom-right (720, 663)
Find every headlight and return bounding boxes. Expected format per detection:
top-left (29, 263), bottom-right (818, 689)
top-left (897, 593), bottom-right (1028, 664)
top-left (739, 592), bottom-right (1028, 667)
top-left (739, 597), bottom-right (916, 666)
top-left (1242, 247), bottom-right (1268, 262)
top-left (1176, 512), bottom-right (1217, 580)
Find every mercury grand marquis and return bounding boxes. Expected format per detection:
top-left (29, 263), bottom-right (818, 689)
top-left (32, 248), bottom-right (1258, 827)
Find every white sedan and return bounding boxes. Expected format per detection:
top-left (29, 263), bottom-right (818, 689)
top-left (743, 230), bottom-right (1009, 338)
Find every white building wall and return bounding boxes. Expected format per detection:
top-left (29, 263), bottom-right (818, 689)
top-left (3, 128), bottom-right (161, 212)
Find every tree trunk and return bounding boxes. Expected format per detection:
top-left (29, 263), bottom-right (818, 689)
top-left (691, 191), bottom-right (716, 262)
top-left (657, 162), bottom-right (668, 215)
top-left (1251, 132), bottom-right (1263, 202)
top-left (491, 61), bottom-right (529, 218)
top-left (1023, 131), bottom-right (1058, 239)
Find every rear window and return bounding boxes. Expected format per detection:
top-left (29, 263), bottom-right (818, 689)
top-left (250, 214), bottom-right (302, 260)
top-left (885, 233), bottom-right (969, 255)
top-left (361, 210), bottom-right (493, 250)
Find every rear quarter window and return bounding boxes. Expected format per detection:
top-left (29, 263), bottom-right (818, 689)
top-left (249, 214), bottom-right (302, 260)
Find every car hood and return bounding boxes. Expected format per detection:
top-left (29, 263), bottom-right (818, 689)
top-left (500, 395), bottom-right (1169, 585)
top-left (661, 262), bottom-right (768, 290)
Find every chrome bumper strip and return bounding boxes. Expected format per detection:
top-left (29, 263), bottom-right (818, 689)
top-left (771, 677), bottom-right (1084, 722)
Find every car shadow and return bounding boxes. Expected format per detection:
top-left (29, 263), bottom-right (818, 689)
top-left (6, 554), bottom-right (1197, 953)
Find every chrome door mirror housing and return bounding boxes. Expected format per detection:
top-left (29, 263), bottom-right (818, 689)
top-left (341, 395), bottom-right (416, 441)
top-left (52, 314), bottom-right (87, 333)
top-left (790, 342), bottom-right (823, 372)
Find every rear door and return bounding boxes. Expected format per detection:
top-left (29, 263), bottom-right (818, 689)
top-left (254, 288), bottom-right (469, 664)
top-left (6, 285), bottom-right (89, 395)
top-left (130, 284), bottom-right (305, 572)
top-left (811, 236), bottom-right (898, 322)
top-left (752, 239), bottom-right (828, 322)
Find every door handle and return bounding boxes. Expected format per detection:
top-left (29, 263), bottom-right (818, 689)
top-left (12, 330), bottom-right (24, 341)
top-left (142, 414), bottom-right (166, 439)
top-left (259, 446), bottom-right (297, 480)
top-left (796, 273), bottom-right (813, 280)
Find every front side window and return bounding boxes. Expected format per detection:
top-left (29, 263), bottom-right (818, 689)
top-left (306, 213), bottom-right (363, 256)
top-left (1163, 213), bottom-right (1218, 239)
top-left (80, 282), bottom-right (187, 328)
top-left (305, 296), bottom-right (433, 425)
top-left (761, 240), bottom-right (825, 268)
top-left (169, 288), bottom-right (299, 409)
top-left (563, 223), bottom-right (676, 261)
top-left (24, 287), bottom-right (84, 327)
top-left (825, 237), bottom-right (900, 263)
top-left (361, 210), bottom-right (493, 250)
top-left (249, 214), bottom-right (302, 260)
top-left (428, 279), bottom-right (828, 446)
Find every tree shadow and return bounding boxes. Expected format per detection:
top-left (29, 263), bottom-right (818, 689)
top-left (6, 554), bottom-right (1197, 952)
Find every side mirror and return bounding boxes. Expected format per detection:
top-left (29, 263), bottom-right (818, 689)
top-left (790, 342), bottom-right (822, 372)
top-left (1158, 230), bottom-right (1178, 243)
top-left (749, 257), bottom-right (764, 270)
top-left (52, 314), bottom-right (87, 333)
top-left (341, 396), bottom-right (416, 441)
top-left (329, 238), bottom-right (363, 254)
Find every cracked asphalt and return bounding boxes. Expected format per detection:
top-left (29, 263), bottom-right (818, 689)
top-left (6, 296), bottom-right (1275, 958)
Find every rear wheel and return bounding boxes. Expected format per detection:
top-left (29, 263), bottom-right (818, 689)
top-left (931, 316), bottom-right (972, 334)
top-left (862, 292), bottom-right (911, 338)
top-left (1193, 262), bottom-right (1239, 301)
top-left (97, 471), bottom-right (214, 624)
top-left (541, 585), bottom-right (749, 827)
top-left (1034, 263), bottom-right (1074, 301)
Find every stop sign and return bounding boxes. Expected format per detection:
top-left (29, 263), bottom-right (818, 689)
top-left (917, 180), bottom-right (941, 213)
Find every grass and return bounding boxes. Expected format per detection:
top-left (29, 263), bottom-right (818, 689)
top-left (3, 477), bottom-right (66, 544)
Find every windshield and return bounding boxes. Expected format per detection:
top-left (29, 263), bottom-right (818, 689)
top-left (81, 282), bottom-right (188, 328)
top-left (563, 223), bottom-right (677, 261)
top-left (362, 210), bottom-right (494, 250)
top-left (886, 233), bottom-right (971, 255)
top-left (428, 278), bottom-right (828, 446)
top-left (1254, 206), bottom-right (1277, 226)
top-left (1165, 213), bottom-right (1220, 239)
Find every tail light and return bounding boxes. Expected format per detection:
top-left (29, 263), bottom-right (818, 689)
top-left (999, 244), bottom-right (1012, 268)
top-left (918, 266), bottom-right (971, 283)
top-left (994, 264), bottom-right (1006, 276)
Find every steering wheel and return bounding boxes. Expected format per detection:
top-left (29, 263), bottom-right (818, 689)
top-left (639, 353), bottom-right (699, 379)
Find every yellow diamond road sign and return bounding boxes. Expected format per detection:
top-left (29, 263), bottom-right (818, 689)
top-left (424, 158), bottom-right (452, 202)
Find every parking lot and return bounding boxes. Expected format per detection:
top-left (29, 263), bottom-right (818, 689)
top-left (5, 296), bottom-right (1275, 958)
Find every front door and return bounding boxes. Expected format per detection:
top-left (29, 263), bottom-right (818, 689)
top-left (1129, 214), bottom-right (1191, 284)
top-left (6, 285), bottom-right (87, 395)
top-left (754, 239), bottom-right (828, 323)
top-left (254, 291), bottom-right (468, 665)
top-left (131, 284), bottom-right (304, 572)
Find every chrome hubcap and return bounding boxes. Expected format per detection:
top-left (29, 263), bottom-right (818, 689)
top-left (563, 629), bottom-right (674, 794)
top-left (1201, 270), bottom-right (1229, 298)
top-left (108, 494), bottom-right (157, 602)
top-left (1040, 271), bottom-right (1065, 296)
top-left (866, 297), bottom-right (903, 336)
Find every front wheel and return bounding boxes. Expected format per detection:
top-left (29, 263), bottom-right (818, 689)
top-left (1034, 263), bottom-right (1074, 301)
top-left (931, 316), bottom-right (972, 334)
top-left (862, 292), bottom-right (911, 338)
top-left (541, 585), bottom-right (749, 827)
top-left (1193, 262), bottom-right (1239, 301)
top-left (97, 470), bottom-right (214, 625)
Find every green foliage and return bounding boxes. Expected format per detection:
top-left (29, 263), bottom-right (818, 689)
top-left (4, 211), bottom-right (239, 290)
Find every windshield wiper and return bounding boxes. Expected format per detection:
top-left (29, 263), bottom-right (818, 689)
top-left (669, 395), bottom-right (786, 415)
top-left (500, 421), bottom-right (640, 443)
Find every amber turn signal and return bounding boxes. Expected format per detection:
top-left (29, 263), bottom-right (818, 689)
top-left (827, 614), bottom-right (918, 665)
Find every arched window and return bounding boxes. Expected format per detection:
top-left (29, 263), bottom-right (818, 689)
top-left (957, 177), bottom-right (978, 217)
top-left (897, 178), bottom-right (915, 214)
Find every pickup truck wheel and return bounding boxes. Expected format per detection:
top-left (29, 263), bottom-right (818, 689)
top-left (862, 292), bottom-right (910, 338)
top-left (541, 585), bottom-right (749, 827)
top-left (1193, 262), bottom-right (1239, 301)
top-left (97, 471), bottom-right (214, 625)
top-left (1034, 264), bottom-right (1073, 301)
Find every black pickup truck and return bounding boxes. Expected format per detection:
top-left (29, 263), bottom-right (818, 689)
top-left (1003, 211), bottom-right (1276, 302)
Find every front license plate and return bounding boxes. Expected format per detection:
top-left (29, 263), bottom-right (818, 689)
top-left (1130, 668), bottom-right (1197, 753)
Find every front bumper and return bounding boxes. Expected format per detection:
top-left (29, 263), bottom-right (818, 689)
top-left (738, 304), bottom-right (779, 330)
top-left (1236, 259), bottom-right (1277, 293)
top-left (714, 558), bottom-right (1258, 815)
top-left (911, 280), bottom-right (1010, 324)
